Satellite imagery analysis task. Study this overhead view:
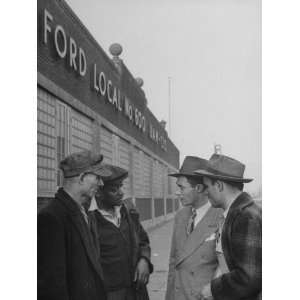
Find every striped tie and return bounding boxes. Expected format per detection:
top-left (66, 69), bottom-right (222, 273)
top-left (216, 215), bottom-right (225, 250)
top-left (187, 208), bottom-right (197, 235)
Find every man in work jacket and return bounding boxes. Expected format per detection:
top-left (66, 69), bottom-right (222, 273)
top-left (90, 164), bottom-right (153, 300)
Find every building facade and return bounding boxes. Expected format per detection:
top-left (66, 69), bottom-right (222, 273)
top-left (37, 0), bottom-right (180, 227)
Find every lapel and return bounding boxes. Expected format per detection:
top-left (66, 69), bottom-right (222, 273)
top-left (176, 206), bottom-right (219, 267)
top-left (175, 207), bottom-right (191, 247)
top-left (221, 192), bottom-right (254, 268)
top-left (121, 205), bottom-right (138, 266)
top-left (55, 188), bottom-right (104, 280)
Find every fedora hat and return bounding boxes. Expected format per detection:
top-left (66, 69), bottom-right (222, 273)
top-left (169, 156), bottom-right (209, 178)
top-left (194, 154), bottom-right (253, 183)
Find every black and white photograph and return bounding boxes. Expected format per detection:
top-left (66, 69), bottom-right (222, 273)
top-left (36, 0), bottom-right (261, 299)
top-left (4, 0), bottom-right (300, 299)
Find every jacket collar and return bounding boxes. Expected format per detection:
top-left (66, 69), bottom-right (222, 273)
top-left (55, 187), bottom-right (82, 216)
top-left (228, 192), bottom-right (254, 213)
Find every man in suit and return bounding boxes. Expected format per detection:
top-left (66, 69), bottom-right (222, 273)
top-left (38, 150), bottom-right (111, 300)
top-left (195, 154), bottom-right (262, 300)
top-left (165, 156), bottom-right (223, 300)
top-left (90, 164), bottom-right (153, 300)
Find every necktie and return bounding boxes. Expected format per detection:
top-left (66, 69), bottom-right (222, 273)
top-left (216, 215), bottom-right (225, 251)
top-left (79, 205), bottom-right (89, 226)
top-left (187, 208), bottom-right (197, 235)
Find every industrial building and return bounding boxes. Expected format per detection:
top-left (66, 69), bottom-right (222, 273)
top-left (37, 0), bottom-right (180, 227)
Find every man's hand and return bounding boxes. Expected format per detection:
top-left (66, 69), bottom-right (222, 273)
top-left (198, 283), bottom-right (214, 300)
top-left (134, 258), bottom-right (150, 289)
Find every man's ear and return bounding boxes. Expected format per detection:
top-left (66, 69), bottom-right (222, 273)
top-left (78, 173), bottom-right (86, 185)
top-left (216, 180), bottom-right (223, 192)
top-left (195, 184), bottom-right (204, 193)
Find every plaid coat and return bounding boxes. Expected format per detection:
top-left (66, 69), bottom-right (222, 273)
top-left (211, 192), bottom-right (262, 300)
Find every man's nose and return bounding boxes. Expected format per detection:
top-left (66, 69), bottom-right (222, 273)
top-left (175, 190), bottom-right (181, 197)
top-left (119, 188), bottom-right (124, 198)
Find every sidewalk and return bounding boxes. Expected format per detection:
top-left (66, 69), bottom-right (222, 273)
top-left (147, 219), bottom-right (174, 300)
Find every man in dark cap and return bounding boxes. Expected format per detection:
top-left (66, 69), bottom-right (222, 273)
top-left (38, 150), bottom-right (111, 300)
top-left (195, 154), bottom-right (262, 300)
top-left (90, 164), bottom-right (153, 300)
top-left (165, 156), bottom-right (222, 300)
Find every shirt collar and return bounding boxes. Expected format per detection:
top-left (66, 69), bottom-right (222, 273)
top-left (88, 196), bottom-right (122, 217)
top-left (195, 201), bottom-right (211, 215)
top-left (88, 196), bottom-right (98, 211)
top-left (223, 196), bottom-right (236, 218)
top-left (97, 206), bottom-right (120, 216)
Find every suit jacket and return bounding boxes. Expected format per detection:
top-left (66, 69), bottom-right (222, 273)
top-left (37, 188), bottom-right (106, 300)
top-left (92, 203), bottom-right (153, 300)
top-left (211, 192), bottom-right (262, 300)
top-left (165, 205), bottom-right (223, 300)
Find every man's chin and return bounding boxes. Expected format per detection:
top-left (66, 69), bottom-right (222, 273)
top-left (113, 199), bottom-right (123, 206)
top-left (208, 200), bottom-right (219, 208)
top-left (82, 196), bottom-right (92, 208)
top-left (181, 201), bottom-right (192, 207)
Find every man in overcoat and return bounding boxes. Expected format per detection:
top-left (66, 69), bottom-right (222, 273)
top-left (37, 150), bottom-right (111, 300)
top-left (165, 156), bottom-right (223, 300)
top-left (195, 154), bottom-right (262, 300)
top-left (90, 164), bottom-right (153, 300)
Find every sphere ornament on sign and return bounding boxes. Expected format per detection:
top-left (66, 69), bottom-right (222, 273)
top-left (135, 77), bottom-right (144, 87)
top-left (109, 43), bottom-right (123, 57)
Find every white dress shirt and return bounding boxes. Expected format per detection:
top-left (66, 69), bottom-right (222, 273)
top-left (88, 196), bottom-right (122, 227)
top-left (97, 206), bottom-right (122, 227)
top-left (193, 201), bottom-right (211, 227)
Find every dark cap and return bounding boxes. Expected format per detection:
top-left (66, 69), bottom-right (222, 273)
top-left (101, 165), bottom-right (128, 184)
top-left (59, 150), bottom-right (111, 178)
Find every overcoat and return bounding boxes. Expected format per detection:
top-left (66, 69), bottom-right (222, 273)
top-left (165, 206), bottom-right (222, 300)
top-left (211, 192), bottom-right (262, 300)
top-left (37, 188), bottom-right (106, 300)
top-left (93, 202), bottom-right (153, 300)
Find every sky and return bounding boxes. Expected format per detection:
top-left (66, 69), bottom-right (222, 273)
top-left (66, 0), bottom-right (261, 194)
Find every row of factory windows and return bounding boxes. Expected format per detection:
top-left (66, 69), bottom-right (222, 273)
top-left (37, 87), bottom-right (178, 199)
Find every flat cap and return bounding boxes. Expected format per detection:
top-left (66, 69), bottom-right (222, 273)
top-left (102, 165), bottom-right (128, 184)
top-left (59, 150), bottom-right (111, 178)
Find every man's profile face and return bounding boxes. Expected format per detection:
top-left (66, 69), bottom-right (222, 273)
top-left (176, 176), bottom-right (197, 206)
top-left (96, 180), bottom-right (124, 208)
top-left (80, 173), bottom-right (103, 202)
top-left (203, 177), bottom-right (221, 207)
